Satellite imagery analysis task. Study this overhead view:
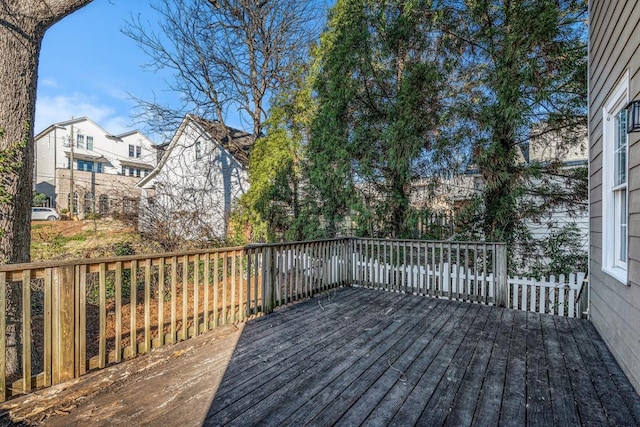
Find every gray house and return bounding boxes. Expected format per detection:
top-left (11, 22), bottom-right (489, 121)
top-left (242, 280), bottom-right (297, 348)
top-left (589, 0), bottom-right (640, 393)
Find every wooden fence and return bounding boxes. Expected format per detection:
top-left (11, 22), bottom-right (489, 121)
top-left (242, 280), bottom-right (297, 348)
top-left (351, 239), bottom-right (508, 306)
top-left (0, 237), bottom-right (589, 403)
top-left (509, 273), bottom-right (586, 317)
top-left (0, 239), bottom-right (348, 402)
top-left (351, 238), bottom-right (585, 317)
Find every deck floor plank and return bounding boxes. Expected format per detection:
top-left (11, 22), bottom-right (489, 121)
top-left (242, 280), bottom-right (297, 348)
top-left (568, 316), bottom-right (637, 425)
top-left (307, 298), bottom-right (459, 426)
top-left (386, 303), bottom-right (481, 426)
top-left (416, 304), bottom-right (495, 426)
top-left (498, 309), bottom-right (528, 426)
top-left (581, 320), bottom-right (640, 424)
top-left (539, 313), bottom-right (581, 426)
top-left (442, 306), bottom-right (503, 426)
top-left (213, 288), bottom-right (389, 386)
top-left (524, 311), bottom-right (553, 426)
top-left (3, 287), bottom-right (639, 427)
top-left (359, 302), bottom-right (471, 427)
top-left (300, 300), bottom-right (470, 427)
top-left (469, 309), bottom-right (513, 426)
top-left (208, 291), bottom-right (424, 423)
top-left (258, 298), bottom-right (456, 427)
top-left (554, 315), bottom-right (609, 426)
top-left (220, 293), bottom-right (431, 424)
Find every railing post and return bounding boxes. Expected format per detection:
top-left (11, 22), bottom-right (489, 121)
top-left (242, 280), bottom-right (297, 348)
top-left (263, 247), bottom-right (275, 313)
top-left (346, 238), bottom-right (353, 286)
top-left (495, 244), bottom-right (508, 308)
top-left (51, 265), bottom-right (77, 384)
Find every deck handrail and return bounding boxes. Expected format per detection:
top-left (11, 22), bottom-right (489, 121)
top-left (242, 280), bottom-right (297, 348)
top-left (0, 237), bottom-right (506, 402)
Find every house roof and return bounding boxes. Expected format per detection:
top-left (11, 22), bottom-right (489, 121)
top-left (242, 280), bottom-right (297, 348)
top-left (35, 117), bottom-right (157, 147)
top-left (115, 130), bottom-right (140, 138)
top-left (189, 116), bottom-right (254, 168)
top-left (34, 117), bottom-right (109, 141)
top-left (63, 150), bottom-right (105, 162)
top-left (119, 159), bottom-right (155, 169)
top-left (136, 114), bottom-right (256, 188)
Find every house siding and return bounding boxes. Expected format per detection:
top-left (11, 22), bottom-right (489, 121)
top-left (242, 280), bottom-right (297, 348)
top-left (138, 116), bottom-right (250, 241)
top-left (589, 0), bottom-right (640, 393)
top-left (34, 117), bottom-right (156, 214)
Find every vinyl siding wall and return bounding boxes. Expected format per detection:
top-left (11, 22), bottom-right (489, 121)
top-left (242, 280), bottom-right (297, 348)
top-left (589, 0), bottom-right (640, 393)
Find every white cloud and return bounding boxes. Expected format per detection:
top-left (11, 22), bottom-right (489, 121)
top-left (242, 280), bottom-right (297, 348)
top-left (39, 78), bottom-right (60, 88)
top-left (35, 93), bottom-right (134, 135)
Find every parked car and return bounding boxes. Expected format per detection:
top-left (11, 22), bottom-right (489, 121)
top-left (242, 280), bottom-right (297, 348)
top-left (31, 207), bottom-right (60, 221)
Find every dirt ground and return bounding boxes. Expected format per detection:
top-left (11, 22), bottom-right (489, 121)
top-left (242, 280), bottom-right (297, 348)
top-left (30, 219), bottom-right (144, 261)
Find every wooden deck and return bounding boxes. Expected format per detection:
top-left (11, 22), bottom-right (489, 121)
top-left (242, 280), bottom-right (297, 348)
top-left (3, 287), bottom-right (640, 426)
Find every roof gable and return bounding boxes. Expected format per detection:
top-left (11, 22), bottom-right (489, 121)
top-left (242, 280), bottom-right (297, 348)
top-left (136, 114), bottom-right (255, 188)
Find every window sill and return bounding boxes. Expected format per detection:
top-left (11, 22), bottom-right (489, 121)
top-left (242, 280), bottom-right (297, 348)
top-left (602, 265), bottom-right (629, 285)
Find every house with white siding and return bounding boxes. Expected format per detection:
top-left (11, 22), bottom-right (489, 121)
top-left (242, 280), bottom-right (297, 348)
top-left (588, 0), bottom-right (640, 393)
top-left (34, 117), bottom-right (157, 217)
top-left (136, 114), bottom-right (254, 243)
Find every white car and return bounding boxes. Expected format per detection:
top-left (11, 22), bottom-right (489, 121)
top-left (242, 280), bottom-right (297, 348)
top-left (31, 207), bottom-right (60, 221)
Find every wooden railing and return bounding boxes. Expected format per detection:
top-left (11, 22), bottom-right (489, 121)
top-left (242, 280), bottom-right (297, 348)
top-left (0, 237), bottom-right (509, 402)
top-left (351, 238), bottom-right (508, 306)
top-left (0, 235), bottom-right (595, 405)
top-left (0, 239), bottom-right (350, 402)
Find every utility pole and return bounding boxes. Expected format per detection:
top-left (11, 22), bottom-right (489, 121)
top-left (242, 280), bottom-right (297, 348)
top-left (69, 123), bottom-right (75, 218)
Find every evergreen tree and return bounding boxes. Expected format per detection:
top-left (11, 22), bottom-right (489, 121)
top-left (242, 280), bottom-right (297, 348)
top-left (452, 0), bottom-right (588, 270)
top-left (310, 0), bottom-right (447, 238)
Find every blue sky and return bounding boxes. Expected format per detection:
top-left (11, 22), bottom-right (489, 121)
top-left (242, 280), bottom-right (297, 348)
top-left (36, 0), bottom-right (331, 143)
top-left (36, 1), bottom-right (179, 140)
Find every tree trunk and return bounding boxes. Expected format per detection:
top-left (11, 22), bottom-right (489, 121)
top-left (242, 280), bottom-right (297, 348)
top-left (0, 23), bottom-right (41, 265)
top-left (0, 0), bottom-right (93, 381)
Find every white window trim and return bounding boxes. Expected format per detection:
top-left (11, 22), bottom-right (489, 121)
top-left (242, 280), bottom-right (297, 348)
top-left (602, 70), bottom-right (629, 285)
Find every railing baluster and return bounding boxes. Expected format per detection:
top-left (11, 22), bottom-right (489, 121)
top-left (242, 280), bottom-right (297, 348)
top-left (158, 257), bottom-right (165, 346)
top-left (170, 256), bottom-right (177, 343)
top-left (204, 253), bottom-right (210, 330)
top-left (78, 265), bottom-right (87, 375)
top-left (130, 260), bottom-right (138, 356)
top-left (245, 250), bottom-right (251, 318)
top-left (222, 252), bottom-right (228, 324)
top-left (22, 270), bottom-right (31, 394)
top-left (145, 259), bottom-right (152, 351)
top-left (253, 249), bottom-right (259, 314)
top-left (43, 268), bottom-right (52, 386)
top-left (194, 254), bottom-right (200, 335)
top-left (181, 255), bottom-right (188, 340)
top-left (231, 251), bottom-right (237, 322)
top-left (115, 261), bottom-right (122, 363)
top-left (214, 252), bottom-right (220, 326)
top-left (99, 263), bottom-right (106, 368)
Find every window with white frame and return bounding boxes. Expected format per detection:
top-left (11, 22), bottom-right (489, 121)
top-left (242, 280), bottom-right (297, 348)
top-left (602, 72), bottom-right (629, 284)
